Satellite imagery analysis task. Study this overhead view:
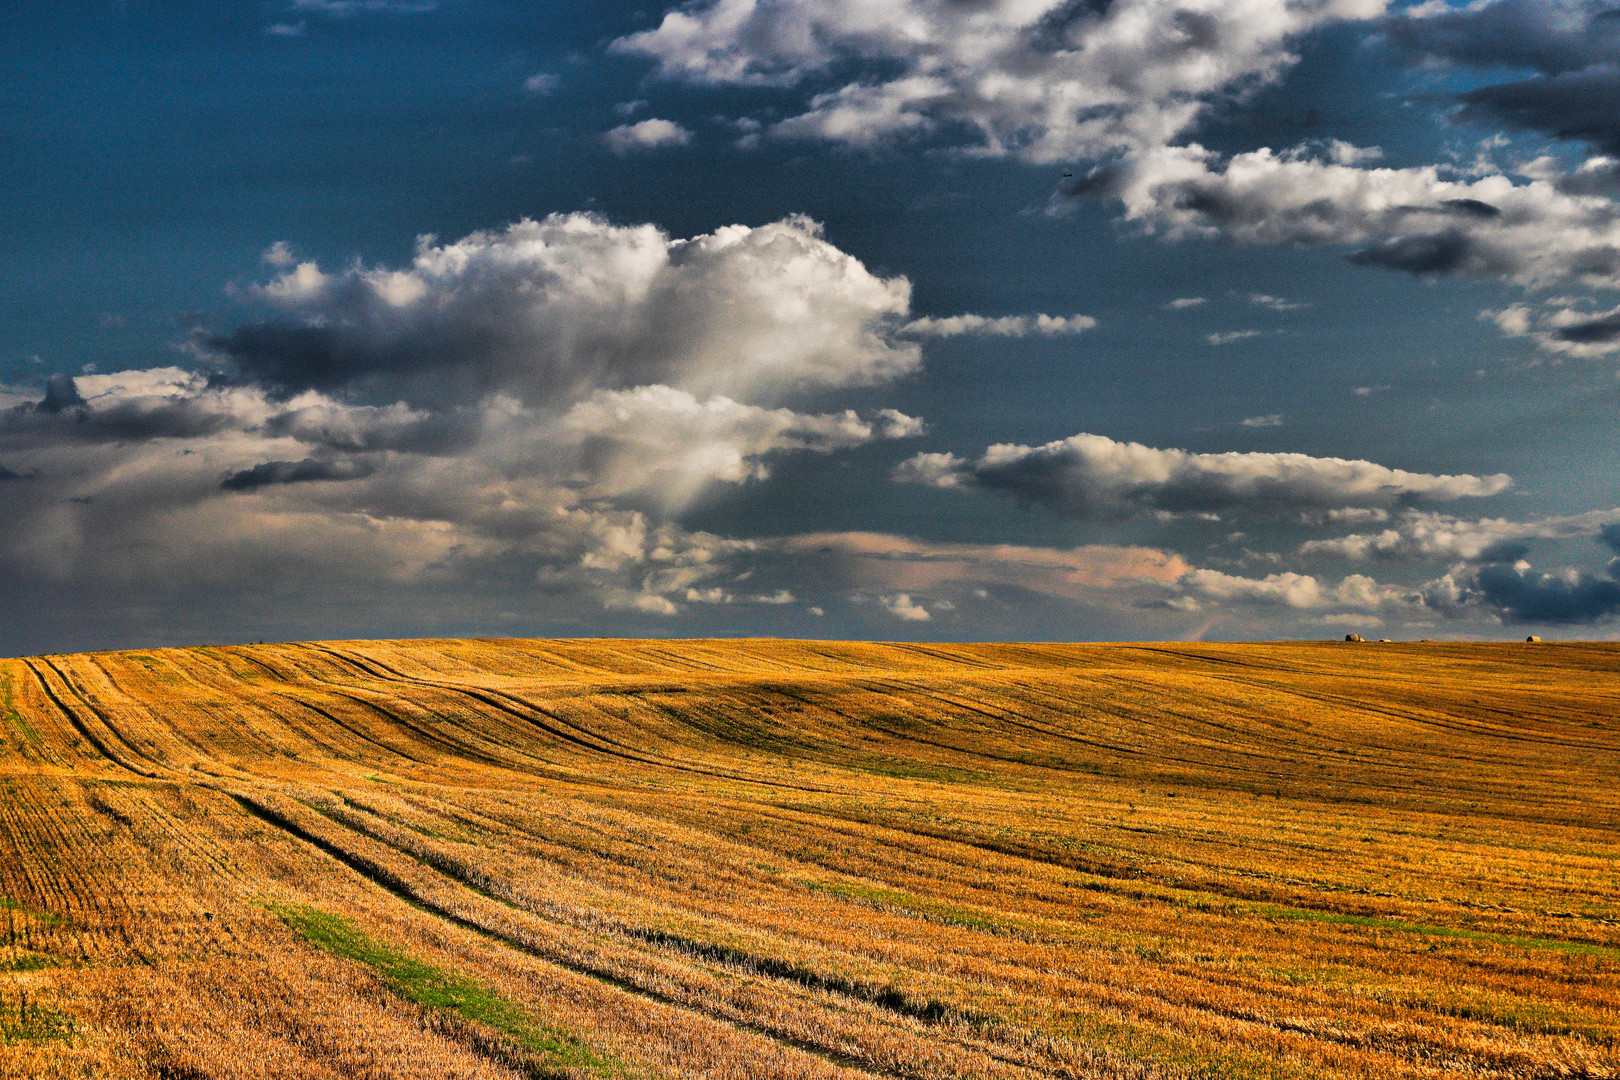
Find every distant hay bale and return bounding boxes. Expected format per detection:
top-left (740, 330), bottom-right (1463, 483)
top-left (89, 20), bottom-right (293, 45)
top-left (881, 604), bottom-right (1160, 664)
top-left (1344, 633), bottom-right (1363, 643)
top-left (1526, 635), bottom-right (1542, 643)
top-left (1378, 638), bottom-right (1393, 643)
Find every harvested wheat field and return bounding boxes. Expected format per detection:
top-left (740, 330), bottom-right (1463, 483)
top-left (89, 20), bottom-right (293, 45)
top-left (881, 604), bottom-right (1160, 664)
top-left (0, 639), bottom-right (1617, 1080)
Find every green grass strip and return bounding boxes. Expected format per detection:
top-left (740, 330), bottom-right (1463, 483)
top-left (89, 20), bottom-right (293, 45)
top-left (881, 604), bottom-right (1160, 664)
top-left (0, 992), bottom-right (76, 1045)
top-left (0, 673), bottom-right (43, 750)
top-left (0, 954), bottom-right (57, 974)
top-left (0, 898), bottom-right (66, 928)
top-left (270, 903), bottom-right (630, 1077)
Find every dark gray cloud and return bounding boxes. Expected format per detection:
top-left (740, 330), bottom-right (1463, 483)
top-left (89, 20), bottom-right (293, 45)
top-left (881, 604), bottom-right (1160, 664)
top-left (1551, 309), bottom-right (1620, 344)
top-left (37, 374), bottom-right (86, 415)
top-left (0, 464), bottom-right (22, 482)
top-left (1384, 0), bottom-right (1620, 153)
top-left (199, 323), bottom-right (367, 399)
top-left (1347, 231), bottom-right (1478, 275)
top-left (1471, 562), bottom-right (1620, 623)
top-left (4, 371), bottom-right (253, 443)
top-left (1417, 524), bottom-right (1620, 623)
top-left (1459, 68), bottom-right (1620, 156)
top-left (1383, 0), bottom-right (1620, 75)
top-left (221, 457), bottom-right (377, 492)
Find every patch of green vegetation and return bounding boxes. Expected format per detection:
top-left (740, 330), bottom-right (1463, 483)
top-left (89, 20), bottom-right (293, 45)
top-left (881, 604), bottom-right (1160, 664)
top-left (0, 953), bottom-right (57, 973)
top-left (0, 673), bottom-right (41, 749)
top-left (270, 903), bottom-right (630, 1077)
top-left (0, 992), bottom-right (76, 1045)
top-left (0, 899), bottom-right (66, 928)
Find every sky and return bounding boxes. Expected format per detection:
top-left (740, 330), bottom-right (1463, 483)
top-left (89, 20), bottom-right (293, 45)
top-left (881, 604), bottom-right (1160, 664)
top-left (4, 0), bottom-right (1620, 653)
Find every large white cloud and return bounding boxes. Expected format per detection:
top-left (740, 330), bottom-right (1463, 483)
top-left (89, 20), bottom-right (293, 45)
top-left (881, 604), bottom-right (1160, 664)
top-left (613, 0), bottom-right (1386, 162)
top-left (1183, 568), bottom-right (1393, 609)
top-left (203, 213), bottom-right (921, 405)
top-left (897, 431), bottom-right (1511, 519)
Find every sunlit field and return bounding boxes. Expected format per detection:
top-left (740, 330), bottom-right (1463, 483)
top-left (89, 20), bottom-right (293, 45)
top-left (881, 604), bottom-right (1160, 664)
top-left (1, 639), bottom-right (1616, 1079)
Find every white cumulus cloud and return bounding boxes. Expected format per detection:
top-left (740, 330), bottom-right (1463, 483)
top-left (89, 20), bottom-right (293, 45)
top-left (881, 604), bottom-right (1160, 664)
top-left (613, 0), bottom-right (1386, 162)
top-left (601, 118), bottom-right (694, 154)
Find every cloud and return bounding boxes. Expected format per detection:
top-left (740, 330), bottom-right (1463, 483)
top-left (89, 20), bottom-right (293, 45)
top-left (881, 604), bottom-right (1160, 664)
top-left (523, 73), bottom-right (561, 95)
top-left (37, 373), bottom-right (86, 415)
top-left (1241, 414), bottom-right (1284, 427)
top-left (221, 457), bottom-right (377, 492)
top-left (290, 0), bottom-right (438, 13)
top-left (1183, 568), bottom-right (1391, 609)
top-left (265, 21), bottom-right (307, 37)
top-left (601, 118), bottom-right (693, 154)
top-left (558, 385), bottom-right (921, 505)
top-left (1423, 560), bottom-right (1620, 624)
top-left (1207, 330), bottom-right (1265, 345)
top-left (1459, 69), bottom-right (1620, 157)
top-left (613, 0), bottom-right (1387, 163)
top-left (262, 241), bottom-right (297, 267)
top-left (1485, 299), bottom-right (1620, 356)
top-left (881, 593), bottom-right (931, 621)
top-left (1300, 507), bottom-right (1620, 562)
top-left (901, 313), bottom-right (1096, 337)
top-left (1385, 0), bottom-right (1620, 153)
top-left (1248, 293), bottom-right (1307, 311)
top-left (1166, 297), bottom-right (1207, 309)
top-left (198, 213), bottom-right (919, 406)
top-left (1384, 0), bottom-right (1617, 74)
top-left (3, 369), bottom-right (261, 442)
top-left (897, 432), bottom-right (1511, 519)
top-left (1069, 143), bottom-right (1620, 290)
top-left (777, 532), bottom-right (1189, 600)
top-left (0, 213), bottom-right (942, 622)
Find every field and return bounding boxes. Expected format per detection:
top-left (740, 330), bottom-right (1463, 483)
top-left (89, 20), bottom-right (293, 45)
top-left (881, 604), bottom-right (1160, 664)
top-left (0, 638), bottom-right (1617, 1080)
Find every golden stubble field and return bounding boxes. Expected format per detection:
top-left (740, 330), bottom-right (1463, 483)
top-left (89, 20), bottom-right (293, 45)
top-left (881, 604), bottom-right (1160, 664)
top-left (0, 638), bottom-right (1616, 1080)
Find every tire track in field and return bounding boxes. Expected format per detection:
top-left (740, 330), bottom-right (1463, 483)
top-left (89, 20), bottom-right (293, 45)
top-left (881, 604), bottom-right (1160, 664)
top-left (224, 787), bottom-right (1025, 1080)
top-left (1126, 646), bottom-right (1620, 753)
top-left (278, 786), bottom-right (1561, 1080)
top-left (291, 790), bottom-right (1168, 1080)
top-left (21, 660), bottom-right (158, 780)
top-left (302, 644), bottom-right (846, 794)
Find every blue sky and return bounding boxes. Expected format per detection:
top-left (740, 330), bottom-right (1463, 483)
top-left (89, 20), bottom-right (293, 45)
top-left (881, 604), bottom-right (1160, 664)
top-left (4, 0), bottom-right (1620, 652)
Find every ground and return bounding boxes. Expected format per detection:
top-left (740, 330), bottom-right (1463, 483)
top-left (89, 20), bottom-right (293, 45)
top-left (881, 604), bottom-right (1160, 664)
top-left (0, 638), bottom-right (1616, 1079)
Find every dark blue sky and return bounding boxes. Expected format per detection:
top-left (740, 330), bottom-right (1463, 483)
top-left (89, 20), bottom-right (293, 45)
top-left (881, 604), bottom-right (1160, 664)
top-left (3, 0), bottom-right (1619, 653)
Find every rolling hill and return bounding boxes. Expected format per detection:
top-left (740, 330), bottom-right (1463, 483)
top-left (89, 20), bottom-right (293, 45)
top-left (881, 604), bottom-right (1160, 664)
top-left (1, 639), bottom-right (1617, 1079)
